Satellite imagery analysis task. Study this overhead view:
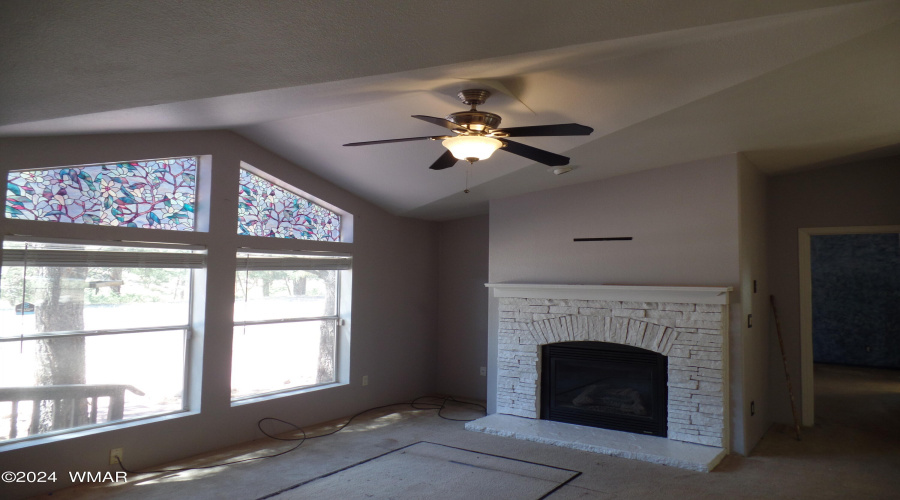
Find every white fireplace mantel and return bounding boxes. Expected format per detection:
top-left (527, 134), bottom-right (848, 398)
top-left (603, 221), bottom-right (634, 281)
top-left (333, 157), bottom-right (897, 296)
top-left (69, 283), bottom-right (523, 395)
top-left (485, 283), bottom-right (732, 305)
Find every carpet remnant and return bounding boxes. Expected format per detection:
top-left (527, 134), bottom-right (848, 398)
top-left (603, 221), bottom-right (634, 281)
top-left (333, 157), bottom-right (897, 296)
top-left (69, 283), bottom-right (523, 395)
top-left (259, 441), bottom-right (581, 500)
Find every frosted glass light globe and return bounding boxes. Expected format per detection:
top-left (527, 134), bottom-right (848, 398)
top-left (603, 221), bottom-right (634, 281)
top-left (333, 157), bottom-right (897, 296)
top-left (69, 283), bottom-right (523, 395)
top-left (442, 136), bottom-right (502, 161)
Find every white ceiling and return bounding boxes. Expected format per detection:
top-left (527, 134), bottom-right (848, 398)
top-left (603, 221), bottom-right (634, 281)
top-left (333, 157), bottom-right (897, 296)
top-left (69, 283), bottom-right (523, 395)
top-left (2, 0), bottom-right (899, 220)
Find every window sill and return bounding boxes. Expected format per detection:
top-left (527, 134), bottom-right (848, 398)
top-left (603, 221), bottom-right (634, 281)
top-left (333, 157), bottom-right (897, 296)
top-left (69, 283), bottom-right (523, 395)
top-left (230, 381), bottom-right (347, 407)
top-left (0, 409), bottom-right (197, 452)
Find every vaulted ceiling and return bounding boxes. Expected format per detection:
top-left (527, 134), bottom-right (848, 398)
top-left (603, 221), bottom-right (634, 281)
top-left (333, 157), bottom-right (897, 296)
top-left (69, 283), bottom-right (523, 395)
top-left (2, 0), bottom-right (899, 220)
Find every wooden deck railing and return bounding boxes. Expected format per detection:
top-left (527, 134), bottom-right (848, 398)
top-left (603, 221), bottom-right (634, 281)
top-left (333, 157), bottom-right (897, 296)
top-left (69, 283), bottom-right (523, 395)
top-left (0, 384), bottom-right (145, 439)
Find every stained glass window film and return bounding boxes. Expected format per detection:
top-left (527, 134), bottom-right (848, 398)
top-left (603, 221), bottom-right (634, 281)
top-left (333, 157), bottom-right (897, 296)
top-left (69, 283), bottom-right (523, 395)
top-left (6, 157), bottom-right (197, 231)
top-left (237, 169), bottom-right (341, 241)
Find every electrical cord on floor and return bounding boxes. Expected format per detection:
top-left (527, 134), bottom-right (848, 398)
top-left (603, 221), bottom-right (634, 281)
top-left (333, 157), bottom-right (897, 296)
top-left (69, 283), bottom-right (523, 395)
top-left (412, 395), bottom-right (487, 422)
top-left (114, 395), bottom-right (486, 475)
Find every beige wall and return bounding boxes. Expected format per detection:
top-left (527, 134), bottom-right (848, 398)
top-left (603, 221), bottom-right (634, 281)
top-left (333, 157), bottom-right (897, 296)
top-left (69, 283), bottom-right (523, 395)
top-left (488, 154), bottom-right (753, 453)
top-left (436, 215), bottom-right (489, 399)
top-left (488, 155), bottom-right (741, 286)
top-left (738, 154), bottom-right (769, 452)
top-left (0, 131), bottom-right (439, 498)
top-left (766, 154), bottom-right (900, 425)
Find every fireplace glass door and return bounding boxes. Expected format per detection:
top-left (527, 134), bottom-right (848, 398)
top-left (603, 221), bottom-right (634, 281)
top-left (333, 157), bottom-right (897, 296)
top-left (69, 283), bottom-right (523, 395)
top-left (541, 341), bottom-right (667, 437)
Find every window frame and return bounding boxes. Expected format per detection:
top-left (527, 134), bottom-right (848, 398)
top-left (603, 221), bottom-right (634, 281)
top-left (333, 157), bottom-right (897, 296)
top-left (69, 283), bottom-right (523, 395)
top-left (230, 249), bottom-right (351, 403)
top-left (0, 236), bottom-right (205, 444)
top-left (0, 151), bottom-right (355, 452)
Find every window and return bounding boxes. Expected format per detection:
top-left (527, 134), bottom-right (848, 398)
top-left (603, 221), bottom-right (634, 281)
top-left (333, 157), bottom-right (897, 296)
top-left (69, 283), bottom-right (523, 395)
top-left (0, 240), bottom-right (204, 443)
top-left (237, 167), bottom-right (341, 241)
top-left (5, 157), bottom-right (198, 231)
top-left (0, 154), bottom-right (353, 447)
top-left (232, 251), bottom-right (350, 400)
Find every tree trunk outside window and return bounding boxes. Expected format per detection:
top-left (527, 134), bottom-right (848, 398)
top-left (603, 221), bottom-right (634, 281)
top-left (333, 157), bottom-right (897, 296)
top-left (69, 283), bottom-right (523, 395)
top-left (34, 267), bottom-right (89, 433)
top-left (313, 271), bottom-right (336, 384)
top-left (291, 275), bottom-right (307, 296)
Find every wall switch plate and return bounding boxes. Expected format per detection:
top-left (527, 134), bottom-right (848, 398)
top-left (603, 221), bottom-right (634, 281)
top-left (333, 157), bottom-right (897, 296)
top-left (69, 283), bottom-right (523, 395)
top-left (480, 366), bottom-right (486, 376)
top-left (362, 375), bottom-right (368, 386)
top-left (109, 448), bottom-right (123, 465)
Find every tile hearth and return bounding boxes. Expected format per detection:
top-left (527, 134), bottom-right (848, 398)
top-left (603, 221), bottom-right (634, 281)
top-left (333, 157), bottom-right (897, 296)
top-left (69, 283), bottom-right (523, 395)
top-left (466, 414), bottom-right (726, 472)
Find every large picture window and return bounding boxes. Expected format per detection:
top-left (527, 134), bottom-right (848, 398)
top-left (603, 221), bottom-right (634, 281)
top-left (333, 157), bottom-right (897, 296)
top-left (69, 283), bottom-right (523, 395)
top-left (0, 240), bottom-right (204, 442)
top-left (232, 251), bottom-right (350, 400)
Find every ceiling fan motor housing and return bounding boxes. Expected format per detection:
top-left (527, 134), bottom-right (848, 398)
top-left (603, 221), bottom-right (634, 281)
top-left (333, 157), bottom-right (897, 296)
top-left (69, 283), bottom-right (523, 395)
top-left (447, 111), bottom-right (502, 132)
top-left (457, 89), bottom-right (491, 107)
top-left (448, 89), bottom-right (503, 133)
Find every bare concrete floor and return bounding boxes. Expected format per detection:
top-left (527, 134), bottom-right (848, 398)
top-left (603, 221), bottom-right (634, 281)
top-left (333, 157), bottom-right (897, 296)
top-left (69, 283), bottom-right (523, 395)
top-left (34, 365), bottom-right (900, 499)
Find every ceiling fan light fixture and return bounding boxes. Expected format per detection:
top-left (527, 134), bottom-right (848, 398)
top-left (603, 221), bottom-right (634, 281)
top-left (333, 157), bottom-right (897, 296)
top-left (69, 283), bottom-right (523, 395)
top-left (442, 135), bottom-right (502, 162)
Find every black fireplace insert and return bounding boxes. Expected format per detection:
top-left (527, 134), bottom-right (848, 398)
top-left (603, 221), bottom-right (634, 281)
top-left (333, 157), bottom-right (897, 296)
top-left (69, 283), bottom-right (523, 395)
top-left (540, 341), bottom-right (667, 437)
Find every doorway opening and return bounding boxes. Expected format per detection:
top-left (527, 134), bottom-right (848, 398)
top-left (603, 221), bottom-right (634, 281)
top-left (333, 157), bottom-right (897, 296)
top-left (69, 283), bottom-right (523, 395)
top-left (798, 225), bottom-right (900, 425)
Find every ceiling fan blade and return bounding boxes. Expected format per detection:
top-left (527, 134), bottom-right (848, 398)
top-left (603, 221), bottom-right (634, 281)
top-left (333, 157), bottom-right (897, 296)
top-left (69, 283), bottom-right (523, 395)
top-left (343, 136), bottom-right (448, 147)
top-left (412, 115), bottom-right (466, 132)
top-left (499, 139), bottom-right (570, 166)
top-left (494, 123), bottom-right (593, 137)
top-left (428, 149), bottom-right (460, 171)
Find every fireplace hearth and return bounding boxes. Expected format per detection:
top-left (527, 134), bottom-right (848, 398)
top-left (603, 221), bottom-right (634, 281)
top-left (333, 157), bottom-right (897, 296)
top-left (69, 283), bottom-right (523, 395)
top-left (541, 341), bottom-right (667, 437)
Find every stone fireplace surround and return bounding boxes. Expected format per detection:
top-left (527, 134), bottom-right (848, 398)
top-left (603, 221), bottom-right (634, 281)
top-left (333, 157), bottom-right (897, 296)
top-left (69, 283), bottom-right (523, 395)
top-left (467, 284), bottom-right (732, 471)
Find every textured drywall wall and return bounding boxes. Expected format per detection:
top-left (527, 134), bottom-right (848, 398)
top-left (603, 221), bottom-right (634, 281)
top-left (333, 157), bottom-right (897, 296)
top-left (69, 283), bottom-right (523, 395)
top-left (737, 155), bottom-right (770, 453)
top-left (488, 154), bottom-right (745, 452)
top-left (436, 215), bottom-right (489, 400)
top-left (766, 154), bottom-right (900, 425)
top-left (0, 131), bottom-right (439, 498)
top-left (488, 155), bottom-right (740, 286)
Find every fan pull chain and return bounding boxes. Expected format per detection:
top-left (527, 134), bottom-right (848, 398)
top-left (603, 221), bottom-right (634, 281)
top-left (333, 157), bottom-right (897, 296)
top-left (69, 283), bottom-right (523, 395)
top-left (464, 162), bottom-right (471, 194)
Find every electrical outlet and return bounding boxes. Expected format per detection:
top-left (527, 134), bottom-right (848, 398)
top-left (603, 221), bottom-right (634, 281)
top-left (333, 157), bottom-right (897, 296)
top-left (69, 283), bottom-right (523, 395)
top-left (480, 366), bottom-right (486, 376)
top-left (362, 375), bottom-right (368, 386)
top-left (109, 448), bottom-right (124, 466)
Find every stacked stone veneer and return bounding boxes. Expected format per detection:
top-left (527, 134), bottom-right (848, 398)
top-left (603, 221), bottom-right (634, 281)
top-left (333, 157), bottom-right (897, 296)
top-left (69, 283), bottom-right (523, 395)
top-left (497, 297), bottom-right (727, 448)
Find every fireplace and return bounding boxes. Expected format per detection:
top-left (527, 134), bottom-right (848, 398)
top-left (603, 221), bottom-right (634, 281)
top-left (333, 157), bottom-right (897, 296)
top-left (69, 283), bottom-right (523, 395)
top-left (467, 284), bottom-right (732, 471)
top-left (482, 283), bottom-right (730, 448)
top-left (541, 341), bottom-right (667, 437)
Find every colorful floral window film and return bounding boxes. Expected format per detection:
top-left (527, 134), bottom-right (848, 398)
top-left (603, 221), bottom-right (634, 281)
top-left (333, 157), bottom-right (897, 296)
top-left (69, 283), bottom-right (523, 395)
top-left (237, 169), bottom-right (341, 241)
top-left (6, 157), bottom-right (197, 231)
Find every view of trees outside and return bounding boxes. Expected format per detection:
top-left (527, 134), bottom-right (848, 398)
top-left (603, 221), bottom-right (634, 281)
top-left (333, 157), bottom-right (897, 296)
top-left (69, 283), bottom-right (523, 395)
top-left (232, 268), bottom-right (337, 398)
top-left (0, 262), bottom-right (189, 442)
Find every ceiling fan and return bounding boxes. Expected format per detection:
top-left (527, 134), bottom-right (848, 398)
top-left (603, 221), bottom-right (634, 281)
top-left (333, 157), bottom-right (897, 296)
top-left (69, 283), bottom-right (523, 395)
top-left (343, 89), bottom-right (594, 170)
